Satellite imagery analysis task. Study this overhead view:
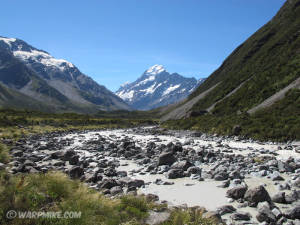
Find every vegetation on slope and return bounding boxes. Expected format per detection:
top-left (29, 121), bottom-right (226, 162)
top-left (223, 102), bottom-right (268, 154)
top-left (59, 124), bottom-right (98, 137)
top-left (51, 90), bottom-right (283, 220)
top-left (163, 88), bottom-right (300, 141)
top-left (162, 0), bottom-right (300, 141)
top-left (189, 0), bottom-right (300, 116)
top-left (0, 83), bottom-right (57, 113)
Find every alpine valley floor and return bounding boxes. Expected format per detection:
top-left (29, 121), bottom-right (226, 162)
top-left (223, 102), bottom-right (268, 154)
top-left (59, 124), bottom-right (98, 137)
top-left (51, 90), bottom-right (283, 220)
top-left (5, 126), bottom-right (300, 224)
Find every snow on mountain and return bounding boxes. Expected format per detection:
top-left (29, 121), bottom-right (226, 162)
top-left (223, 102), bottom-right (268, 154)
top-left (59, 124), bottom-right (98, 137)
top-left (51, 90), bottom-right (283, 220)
top-left (14, 49), bottom-right (74, 71)
top-left (0, 37), bottom-right (16, 47)
top-left (145, 64), bottom-right (166, 75)
top-left (162, 84), bottom-right (181, 96)
top-left (116, 65), bottom-right (205, 110)
top-left (0, 36), bottom-right (75, 78)
top-left (0, 36), bottom-right (131, 111)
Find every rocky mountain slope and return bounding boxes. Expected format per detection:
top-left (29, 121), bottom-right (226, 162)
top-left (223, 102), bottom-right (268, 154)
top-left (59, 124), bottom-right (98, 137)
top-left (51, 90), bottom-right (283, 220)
top-left (162, 0), bottom-right (300, 121)
top-left (116, 65), bottom-right (205, 110)
top-left (0, 37), bottom-right (130, 113)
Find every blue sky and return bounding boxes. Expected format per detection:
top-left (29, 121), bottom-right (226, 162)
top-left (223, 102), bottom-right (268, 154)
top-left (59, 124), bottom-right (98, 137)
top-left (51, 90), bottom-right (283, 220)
top-left (1, 0), bottom-right (285, 91)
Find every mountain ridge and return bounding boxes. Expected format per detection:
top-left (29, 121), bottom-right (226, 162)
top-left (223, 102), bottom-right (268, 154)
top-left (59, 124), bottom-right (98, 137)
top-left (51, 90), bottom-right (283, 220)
top-left (163, 0), bottom-right (300, 120)
top-left (116, 65), bottom-right (205, 110)
top-left (0, 36), bottom-right (131, 113)
top-left (162, 0), bottom-right (300, 141)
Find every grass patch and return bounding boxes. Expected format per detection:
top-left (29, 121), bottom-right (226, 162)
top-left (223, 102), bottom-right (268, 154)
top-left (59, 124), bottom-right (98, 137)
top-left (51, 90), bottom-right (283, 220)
top-left (0, 171), bottom-right (149, 225)
top-left (0, 171), bottom-right (219, 225)
top-left (0, 108), bottom-right (158, 141)
top-left (0, 143), bottom-right (9, 163)
top-left (161, 208), bottom-right (221, 225)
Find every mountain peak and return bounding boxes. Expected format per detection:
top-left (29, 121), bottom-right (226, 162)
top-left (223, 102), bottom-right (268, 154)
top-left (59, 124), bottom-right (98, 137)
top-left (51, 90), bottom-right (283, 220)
top-left (145, 64), bottom-right (166, 75)
top-left (120, 81), bottom-right (130, 87)
top-left (0, 36), bottom-right (131, 112)
top-left (0, 36), bottom-right (75, 73)
top-left (116, 65), bottom-right (206, 110)
top-left (0, 36), bottom-right (16, 47)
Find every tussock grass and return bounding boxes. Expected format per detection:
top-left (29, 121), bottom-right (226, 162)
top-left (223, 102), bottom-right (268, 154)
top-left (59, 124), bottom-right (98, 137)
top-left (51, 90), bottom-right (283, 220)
top-left (0, 171), bottom-right (152, 225)
top-left (0, 143), bottom-right (9, 163)
top-left (161, 207), bottom-right (221, 225)
top-left (0, 170), bottom-right (219, 225)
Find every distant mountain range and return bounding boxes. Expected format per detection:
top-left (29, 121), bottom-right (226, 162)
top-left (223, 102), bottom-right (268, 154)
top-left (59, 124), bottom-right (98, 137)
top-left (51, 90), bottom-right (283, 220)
top-left (0, 36), bottom-right (130, 113)
top-left (116, 65), bottom-right (205, 110)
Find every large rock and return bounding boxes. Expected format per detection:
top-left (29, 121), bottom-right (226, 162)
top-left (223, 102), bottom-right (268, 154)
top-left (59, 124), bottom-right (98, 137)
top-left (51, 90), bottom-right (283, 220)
top-left (85, 172), bottom-right (102, 183)
top-left (269, 171), bottom-right (284, 181)
top-left (230, 212), bottom-right (251, 221)
top-left (256, 202), bottom-right (276, 223)
top-left (272, 192), bottom-right (286, 204)
top-left (285, 205), bottom-right (300, 220)
top-left (167, 142), bottom-right (183, 153)
top-left (171, 160), bottom-right (193, 171)
top-left (69, 155), bottom-right (79, 165)
top-left (158, 152), bottom-right (176, 166)
top-left (110, 186), bottom-right (123, 195)
top-left (214, 171), bottom-right (229, 181)
top-left (63, 149), bottom-right (76, 161)
top-left (122, 141), bottom-right (134, 150)
top-left (12, 150), bottom-right (23, 157)
top-left (104, 168), bottom-right (117, 177)
top-left (187, 166), bottom-right (201, 176)
top-left (99, 179), bottom-right (118, 189)
top-left (292, 178), bottom-right (300, 188)
top-left (68, 166), bottom-right (84, 179)
top-left (226, 185), bottom-right (248, 200)
top-left (165, 169), bottom-right (184, 179)
top-left (50, 151), bottom-right (64, 159)
top-left (229, 170), bottom-right (243, 180)
top-left (128, 179), bottom-right (145, 188)
top-left (244, 185), bottom-right (271, 206)
top-left (232, 125), bottom-right (242, 135)
top-left (272, 208), bottom-right (282, 220)
top-left (216, 205), bottom-right (236, 216)
top-left (118, 177), bottom-right (144, 188)
top-left (23, 160), bottom-right (36, 167)
top-left (284, 190), bottom-right (299, 204)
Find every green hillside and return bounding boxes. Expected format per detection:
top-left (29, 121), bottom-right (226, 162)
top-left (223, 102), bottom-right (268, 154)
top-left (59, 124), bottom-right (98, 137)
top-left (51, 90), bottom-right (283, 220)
top-left (189, 0), bottom-right (300, 115)
top-left (163, 0), bottom-right (300, 141)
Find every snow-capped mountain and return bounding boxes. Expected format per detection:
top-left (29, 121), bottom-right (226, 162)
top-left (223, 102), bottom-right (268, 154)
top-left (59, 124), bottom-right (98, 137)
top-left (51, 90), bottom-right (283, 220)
top-left (116, 65), bottom-right (205, 110)
top-left (0, 36), bottom-right (130, 112)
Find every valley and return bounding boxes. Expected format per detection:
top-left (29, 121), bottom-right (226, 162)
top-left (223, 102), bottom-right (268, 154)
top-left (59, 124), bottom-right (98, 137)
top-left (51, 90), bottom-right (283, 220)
top-left (0, 0), bottom-right (299, 224)
top-left (4, 126), bottom-right (300, 224)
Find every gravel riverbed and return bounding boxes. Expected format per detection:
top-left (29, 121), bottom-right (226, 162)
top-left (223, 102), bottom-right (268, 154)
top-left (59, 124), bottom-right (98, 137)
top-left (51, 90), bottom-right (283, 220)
top-left (5, 126), bottom-right (300, 225)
